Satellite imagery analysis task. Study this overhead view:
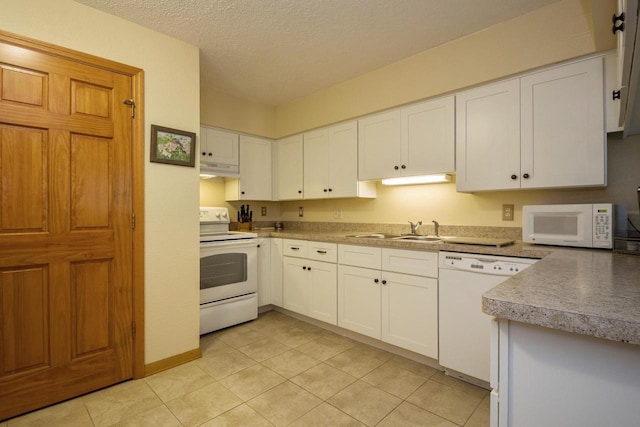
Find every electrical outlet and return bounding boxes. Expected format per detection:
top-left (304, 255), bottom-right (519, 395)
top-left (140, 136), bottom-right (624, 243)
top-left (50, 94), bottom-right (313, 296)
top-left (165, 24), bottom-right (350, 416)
top-left (261, 206), bottom-right (267, 216)
top-left (502, 204), bottom-right (514, 221)
top-left (333, 209), bottom-right (343, 219)
top-left (298, 206), bottom-right (304, 217)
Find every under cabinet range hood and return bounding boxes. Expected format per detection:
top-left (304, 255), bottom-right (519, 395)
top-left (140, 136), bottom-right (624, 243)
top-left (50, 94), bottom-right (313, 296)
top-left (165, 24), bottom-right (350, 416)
top-left (199, 162), bottom-right (239, 178)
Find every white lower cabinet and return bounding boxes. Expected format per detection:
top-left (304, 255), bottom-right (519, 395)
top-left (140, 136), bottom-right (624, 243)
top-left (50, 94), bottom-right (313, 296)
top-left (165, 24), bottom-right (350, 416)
top-left (337, 244), bottom-right (438, 359)
top-left (282, 239), bottom-right (338, 324)
top-left (270, 238), bottom-right (283, 307)
top-left (257, 237), bottom-right (271, 306)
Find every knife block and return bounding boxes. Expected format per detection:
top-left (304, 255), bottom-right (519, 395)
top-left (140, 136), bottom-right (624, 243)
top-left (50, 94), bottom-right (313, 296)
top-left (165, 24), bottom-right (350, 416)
top-left (237, 222), bottom-right (252, 231)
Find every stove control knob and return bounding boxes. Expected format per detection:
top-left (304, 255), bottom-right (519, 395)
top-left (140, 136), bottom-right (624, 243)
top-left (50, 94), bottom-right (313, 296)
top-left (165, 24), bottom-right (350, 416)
top-left (215, 212), bottom-right (221, 218)
top-left (221, 212), bottom-right (228, 219)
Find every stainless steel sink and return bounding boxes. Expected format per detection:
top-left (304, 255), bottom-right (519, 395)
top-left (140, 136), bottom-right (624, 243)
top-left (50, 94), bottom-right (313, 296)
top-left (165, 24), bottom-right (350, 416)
top-left (391, 235), bottom-right (442, 242)
top-left (346, 233), bottom-right (400, 239)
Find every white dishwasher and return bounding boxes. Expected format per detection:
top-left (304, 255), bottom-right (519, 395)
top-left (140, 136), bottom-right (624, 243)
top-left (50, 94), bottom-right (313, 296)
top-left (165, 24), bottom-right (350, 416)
top-left (438, 251), bottom-right (538, 385)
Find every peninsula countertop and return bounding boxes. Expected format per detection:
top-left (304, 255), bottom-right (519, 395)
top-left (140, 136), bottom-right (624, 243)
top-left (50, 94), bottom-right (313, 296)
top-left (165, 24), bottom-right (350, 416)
top-left (482, 248), bottom-right (640, 345)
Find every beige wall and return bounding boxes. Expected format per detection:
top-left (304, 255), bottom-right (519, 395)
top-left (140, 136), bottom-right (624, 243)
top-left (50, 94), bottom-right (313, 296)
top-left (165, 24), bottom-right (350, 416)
top-left (201, 86), bottom-right (276, 138)
top-left (1, 0), bottom-right (201, 364)
top-left (274, 0), bottom-right (607, 137)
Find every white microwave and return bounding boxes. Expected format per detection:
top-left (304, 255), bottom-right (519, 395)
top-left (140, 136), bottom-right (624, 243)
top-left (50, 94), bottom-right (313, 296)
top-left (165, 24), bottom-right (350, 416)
top-left (522, 203), bottom-right (626, 249)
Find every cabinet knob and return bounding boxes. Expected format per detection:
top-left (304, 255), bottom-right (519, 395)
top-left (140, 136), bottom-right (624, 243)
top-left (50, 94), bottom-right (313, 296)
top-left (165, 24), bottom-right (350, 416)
top-left (382, 279), bottom-right (387, 285)
top-left (394, 165), bottom-right (399, 170)
top-left (208, 153), bottom-right (212, 156)
top-left (523, 173), bottom-right (530, 179)
top-left (613, 90), bottom-right (621, 100)
top-left (323, 189), bottom-right (327, 192)
top-left (374, 278), bottom-right (379, 283)
top-left (511, 174), bottom-right (517, 180)
top-left (328, 188), bottom-right (332, 192)
top-left (307, 267), bottom-right (311, 271)
top-left (201, 152), bottom-right (206, 156)
top-left (241, 191), bottom-right (245, 194)
top-left (298, 190), bottom-right (302, 194)
top-left (303, 266), bottom-right (307, 270)
top-left (401, 165), bottom-right (406, 169)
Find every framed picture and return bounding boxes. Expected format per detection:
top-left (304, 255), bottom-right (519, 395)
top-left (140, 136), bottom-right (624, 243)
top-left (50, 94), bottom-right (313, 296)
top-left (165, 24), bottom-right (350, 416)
top-left (150, 125), bottom-right (196, 167)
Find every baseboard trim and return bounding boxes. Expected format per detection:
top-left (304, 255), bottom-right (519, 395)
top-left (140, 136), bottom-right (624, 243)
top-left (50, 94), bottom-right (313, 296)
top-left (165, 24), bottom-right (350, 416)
top-left (144, 348), bottom-right (202, 377)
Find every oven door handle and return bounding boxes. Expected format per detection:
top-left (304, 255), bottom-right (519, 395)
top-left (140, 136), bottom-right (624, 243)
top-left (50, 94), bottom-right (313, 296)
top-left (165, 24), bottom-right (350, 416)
top-left (200, 239), bottom-right (258, 249)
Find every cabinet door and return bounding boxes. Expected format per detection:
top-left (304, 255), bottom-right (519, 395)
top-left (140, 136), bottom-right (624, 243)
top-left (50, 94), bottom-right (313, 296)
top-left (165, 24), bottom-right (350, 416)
top-left (520, 57), bottom-right (605, 189)
top-left (276, 135), bottom-right (304, 199)
top-left (308, 260), bottom-right (337, 325)
top-left (337, 265), bottom-right (381, 339)
top-left (303, 128), bottom-right (329, 199)
top-left (456, 79), bottom-right (521, 192)
top-left (358, 110), bottom-right (402, 180)
top-left (381, 271), bottom-right (438, 358)
top-left (402, 96), bottom-right (455, 176)
top-left (201, 126), bottom-right (239, 166)
top-left (257, 238), bottom-right (271, 306)
top-left (270, 238), bottom-right (283, 307)
top-left (283, 256), bottom-right (309, 315)
top-left (238, 135), bottom-right (272, 200)
top-left (327, 120), bottom-right (359, 197)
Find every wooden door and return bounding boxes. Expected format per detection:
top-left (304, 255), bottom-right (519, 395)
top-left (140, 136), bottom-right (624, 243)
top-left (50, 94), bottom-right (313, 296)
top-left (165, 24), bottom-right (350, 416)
top-left (0, 39), bottom-right (134, 420)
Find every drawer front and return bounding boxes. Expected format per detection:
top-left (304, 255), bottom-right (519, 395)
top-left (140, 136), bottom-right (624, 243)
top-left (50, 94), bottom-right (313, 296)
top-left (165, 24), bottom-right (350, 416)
top-left (338, 244), bottom-right (382, 269)
top-left (381, 248), bottom-right (438, 278)
top-left (307, 241), bottom-right (338, 263)
top-left (283, 239), bottom-right (308, 258)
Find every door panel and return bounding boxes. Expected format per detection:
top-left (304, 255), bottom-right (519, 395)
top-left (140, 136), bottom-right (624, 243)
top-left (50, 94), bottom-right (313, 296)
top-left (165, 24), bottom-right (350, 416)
top-left (0, 126), bottom-right (47, 232)
top-left (0, 37), bottom-right (134, 420)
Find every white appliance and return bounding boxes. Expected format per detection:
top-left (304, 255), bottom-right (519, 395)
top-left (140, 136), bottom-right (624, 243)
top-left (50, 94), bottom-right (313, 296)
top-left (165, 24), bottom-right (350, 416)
top-left (200, 206), bottom-right (258, 335)
top-left (438, 252), bottom-right (538, 386)
top-left (522, 203), bottom-right (626, 249)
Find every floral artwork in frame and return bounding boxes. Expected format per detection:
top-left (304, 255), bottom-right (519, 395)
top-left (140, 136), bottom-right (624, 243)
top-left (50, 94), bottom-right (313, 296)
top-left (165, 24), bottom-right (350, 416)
top-left (150, 125), bottom-right (196, 167)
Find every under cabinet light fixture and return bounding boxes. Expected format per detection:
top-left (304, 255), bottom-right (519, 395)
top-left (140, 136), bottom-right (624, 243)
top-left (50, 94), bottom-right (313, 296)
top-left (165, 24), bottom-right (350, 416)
top-left (199, 173), bottom-right (217, 180)
top-left (381, 174), bottom-right (452, 186)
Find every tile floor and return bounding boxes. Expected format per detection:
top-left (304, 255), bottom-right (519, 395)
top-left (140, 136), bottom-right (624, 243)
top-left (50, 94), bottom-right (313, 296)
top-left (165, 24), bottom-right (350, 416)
top-left (3, 311), bottom-right (489, 426)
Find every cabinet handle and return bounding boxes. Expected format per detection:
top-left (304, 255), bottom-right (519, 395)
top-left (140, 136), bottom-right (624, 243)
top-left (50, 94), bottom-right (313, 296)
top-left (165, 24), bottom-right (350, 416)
top-left (612, 12), bottom-right (625, 34)
top-left (316, 250), bottom-right (327, 254)
top-left (401, 165), bottom-right (406, 169)
top-left (613, 90), bottom-right (621, 100)
top-left (511, 174), bottom-right (517, 180)
top-left (374, 278), bottom-right (379, 283)
top-left (394, 165), bottom-right (399, 170)
top-left (523, 173), bottom-right (530, 179)
top-left (291, 247), bottom-right (300, 251)
top-left (382, 279), bottom-right (387, 285)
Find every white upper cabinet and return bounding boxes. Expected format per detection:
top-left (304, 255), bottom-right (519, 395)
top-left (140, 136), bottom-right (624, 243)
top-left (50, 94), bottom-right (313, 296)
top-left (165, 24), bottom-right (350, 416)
top-left (456, 79), bottom-right (521, 192)
top-left (200, 126), bottom-right (239, 171)
top-left (358, 110), bottom-right (402, 181)
top-left (520, 57), bottom-right (605, 189)
top-left (275, 134), bottom-right (304, 200)
top-left (304, 121), bottom-right (376, 199)
top-left (401, 96), bottom-right (455, 175)
top-left (358, 96), bottom-right (455, 181)
top-left (456, 56), bottom-right (606, 192)
top-left (225, 135), bottom-right (272, 201)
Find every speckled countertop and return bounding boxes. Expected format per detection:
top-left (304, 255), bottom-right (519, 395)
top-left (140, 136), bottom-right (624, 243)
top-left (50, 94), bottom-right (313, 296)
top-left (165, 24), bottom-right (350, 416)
top-left (483, 249), bottom-right (640, 345)
top-left (255, 225), bottom-right (640, 345)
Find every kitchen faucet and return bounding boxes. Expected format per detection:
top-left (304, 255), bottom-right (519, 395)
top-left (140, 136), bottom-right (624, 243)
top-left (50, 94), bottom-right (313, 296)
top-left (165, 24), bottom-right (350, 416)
top-left (409, 220), bottom-right (422, 235)
top-left (432, 220), bottom-right (440, 237)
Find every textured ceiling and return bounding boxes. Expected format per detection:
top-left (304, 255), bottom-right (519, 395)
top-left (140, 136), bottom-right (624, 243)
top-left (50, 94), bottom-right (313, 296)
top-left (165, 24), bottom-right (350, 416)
top-left (73, 0), bottom-right (561, 106)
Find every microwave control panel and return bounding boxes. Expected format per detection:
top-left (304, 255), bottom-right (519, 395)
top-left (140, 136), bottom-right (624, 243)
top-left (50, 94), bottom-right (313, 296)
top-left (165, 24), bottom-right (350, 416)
top-left (593, 204), bottom-right (612, 248)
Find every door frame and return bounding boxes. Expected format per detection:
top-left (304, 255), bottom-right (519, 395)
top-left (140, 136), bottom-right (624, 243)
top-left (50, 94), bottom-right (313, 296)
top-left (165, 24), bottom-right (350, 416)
top-left (0, 29), bottom-right (146, 379)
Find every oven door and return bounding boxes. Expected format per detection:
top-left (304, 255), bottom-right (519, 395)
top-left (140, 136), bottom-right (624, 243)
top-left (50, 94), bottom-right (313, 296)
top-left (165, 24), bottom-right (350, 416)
top-left (200, 239), bottom-right (257, 304)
